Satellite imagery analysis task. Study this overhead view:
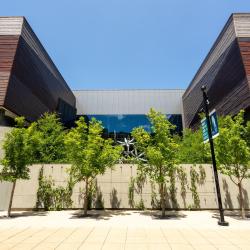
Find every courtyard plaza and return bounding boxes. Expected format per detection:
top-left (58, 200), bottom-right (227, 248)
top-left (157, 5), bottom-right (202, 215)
top-left (0, 210), bottom-right (250, 250)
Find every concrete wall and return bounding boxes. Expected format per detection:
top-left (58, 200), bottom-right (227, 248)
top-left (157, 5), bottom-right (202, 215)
top-left (0, 126), bottom-right (13, 211)
top-left (0, 181), bottom-right (12, 211)
top-left (0, 126), bottom-right (13, 159)
top-left (0, 164), bottom-right (249, 210)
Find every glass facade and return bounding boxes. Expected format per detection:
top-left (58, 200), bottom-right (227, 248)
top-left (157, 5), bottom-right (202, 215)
top-left (81, 114), bottom-right (183, 140)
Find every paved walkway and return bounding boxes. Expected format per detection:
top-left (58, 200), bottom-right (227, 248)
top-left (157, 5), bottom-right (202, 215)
top-left (0, 210), bottom-right (250, 250)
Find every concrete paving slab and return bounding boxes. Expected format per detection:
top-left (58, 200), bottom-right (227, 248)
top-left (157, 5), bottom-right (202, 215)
top-left (124, 243), bottom-right (149, 250)
top-left (55, 243), bottom-right (82, 250)
top-left (192, 245), bottom-right (217, 250)
top-left (237, 245), bottom-right (250, 250)
top-left (0, 210), bottom-right (249, 249)
top-left (102, 243), bottom-right (125, 250)
top-left (170, 243), bottom-right (195, 250)
top-left (78, 242), bottom-right (103, 250)
top-left (148, 243), bottom-right (172, 250)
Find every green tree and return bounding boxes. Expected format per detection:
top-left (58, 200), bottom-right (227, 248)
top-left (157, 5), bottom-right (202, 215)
top-left (245, 121), bottom-right (250, 148)
top-left (27, 113), bottom-right (66, 163)
top-left (36, 167), bottom-right (73, 211)
top-left (131, 109), bottom-right (179, 217)
top-left (65, 117), bottom-right (122, 216)
top-left (0, 117), bottom-right (31, 217)
top-left (177, 128), bottom-right (210, 164)
top-left (215, 110), bottom-right (250, 219)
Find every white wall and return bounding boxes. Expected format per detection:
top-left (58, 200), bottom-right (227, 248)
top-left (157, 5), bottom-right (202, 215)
top-left (0, 126), bottom-right (13, 159)
top-left (1, 164), bottom-right (249, 211)
top-left (74, 89), bottom-right (185, 115)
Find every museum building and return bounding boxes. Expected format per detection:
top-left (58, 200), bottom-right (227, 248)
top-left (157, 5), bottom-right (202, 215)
top-left (183, 13), bottom-right (250, 129)
top-left (74, 89), bottom-right (184, 139)
top-left (0, 14), bottom-right (250, 137)
top-left (0, 17), bottom-right (76, 127)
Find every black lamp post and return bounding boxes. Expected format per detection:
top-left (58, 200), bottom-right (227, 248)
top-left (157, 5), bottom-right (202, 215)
top-left (201, 85), bottom-right (229, 226)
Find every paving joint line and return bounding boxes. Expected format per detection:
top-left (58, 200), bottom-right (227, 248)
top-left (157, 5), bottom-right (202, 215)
top-left (55, 227), bottom-right (79, 249)
top-left (218, 229), bottom-right (250, 245)
top-left (0, 227), bottom-right (30, 243)
top-left (160, 226), bottom-right (172, 248)
top-left (9, 228), bottom-right (44, 249)
top-left (215, 228), bottom-right (241, 249)
top-left (100, 227), bottom-right (111, 250)
top-left (123, 226), bottom-right (128, 250)
top-left (0, 226), bottom-right (15, 241)
top-left (190, 227), bottom-right (222, 250)
top-left (177, 228), bottom-right (196, 249)
top-left (30, 227), bottom-right (62, 250)
top-left (77, 227), bottom-right (95, 250)
top-left (142, 225), bottom-right (149, 248)
top-left (182, 226), bottom-right (211, 246)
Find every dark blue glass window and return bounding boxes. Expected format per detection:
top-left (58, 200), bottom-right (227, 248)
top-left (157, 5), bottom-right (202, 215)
top-left (81, 114), bottom-right (183, 140)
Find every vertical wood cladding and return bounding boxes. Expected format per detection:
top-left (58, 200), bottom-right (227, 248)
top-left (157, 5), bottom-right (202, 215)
top-left (238, 38), bottom-right (250, 84)
top-left (0, 17), bottom-right (76, 124)
top-left (0, 35), bottom-right (19, 106)
top-left (183, 14), bottom-right (250, 129)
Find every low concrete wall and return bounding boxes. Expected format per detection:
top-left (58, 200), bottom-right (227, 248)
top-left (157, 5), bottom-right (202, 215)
top-left (0, 126), bottom-right (13, 211)
top-left (0, 126), bottom-right (13, 159)
top-left (0, 164), bottom-right (249, 210)
top-left (0, 181), bottom-right (12, 211)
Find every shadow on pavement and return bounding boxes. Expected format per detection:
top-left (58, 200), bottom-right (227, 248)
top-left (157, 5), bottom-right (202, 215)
top-left (211, 210), bottom-right (250, 220)
top-left (141, 210), bottom-right (187, 220)
top-left (70, 210), bottom-right (132, 220)
top-left (0, 210), bottom-right (48, 219)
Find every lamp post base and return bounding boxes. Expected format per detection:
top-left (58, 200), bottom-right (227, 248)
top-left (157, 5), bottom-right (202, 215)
top-left (218, 221), bottom-right (229, 226)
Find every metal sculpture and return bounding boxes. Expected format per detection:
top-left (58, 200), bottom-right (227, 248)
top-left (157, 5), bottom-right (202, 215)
top-left (117, 137), bottom-right (146, 162)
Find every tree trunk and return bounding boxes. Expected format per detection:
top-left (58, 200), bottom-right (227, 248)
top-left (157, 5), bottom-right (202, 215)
top-left (7, 180), bottom-right (16, 217)
top-left (83, 178), bottom-right (89, 216)
top-left (238, 182), bottom-right (246, 219)
top-left (160, 182), bottom-right (166, 218)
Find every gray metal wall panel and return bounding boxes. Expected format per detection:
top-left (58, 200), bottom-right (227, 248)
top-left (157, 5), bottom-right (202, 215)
top-left (74, 89), bottom-right (185, 115)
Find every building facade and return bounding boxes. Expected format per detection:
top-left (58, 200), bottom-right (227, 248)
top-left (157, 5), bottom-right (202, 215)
top-left (74, 89), bottom-right (185, 139)
top-left (183, 13), bottom-right (250, 129)
top-left (1, 14), bottom-right (250, 134)
top-left (0, 17), bottom-right (76, 126)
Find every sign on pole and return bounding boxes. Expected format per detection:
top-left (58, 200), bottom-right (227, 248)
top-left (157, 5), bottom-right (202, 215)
top-left (201, 109), bottom-right (219, 143)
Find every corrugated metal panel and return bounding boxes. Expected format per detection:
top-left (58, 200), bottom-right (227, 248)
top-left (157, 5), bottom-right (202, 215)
top-left (74, 89), bottom-right (185, 115)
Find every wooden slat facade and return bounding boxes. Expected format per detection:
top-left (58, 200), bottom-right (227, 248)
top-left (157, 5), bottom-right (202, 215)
top-left (238, 38), bottom-right (250, 81)
top-left (0, 17), bottom-right (76, 125)
top-left (183, 13), bottom-right (250, 128)
top-left (0, 35), bottom-right (19, 106)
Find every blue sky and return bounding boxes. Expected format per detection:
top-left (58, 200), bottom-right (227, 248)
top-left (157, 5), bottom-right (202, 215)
top-left (1, 1), bottom-right (250, 90)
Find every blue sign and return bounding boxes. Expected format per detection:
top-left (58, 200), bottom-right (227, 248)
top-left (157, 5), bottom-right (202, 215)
top-left (201, 118), bottom-right (209, 143)
top-left (201, 110), bottom-right (219, 143)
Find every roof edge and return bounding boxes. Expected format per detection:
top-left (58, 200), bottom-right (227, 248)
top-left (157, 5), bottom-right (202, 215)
top-left (73, 88), bottom-right (186, 91)
top-left (183, 13), bottom-right (236, 97)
